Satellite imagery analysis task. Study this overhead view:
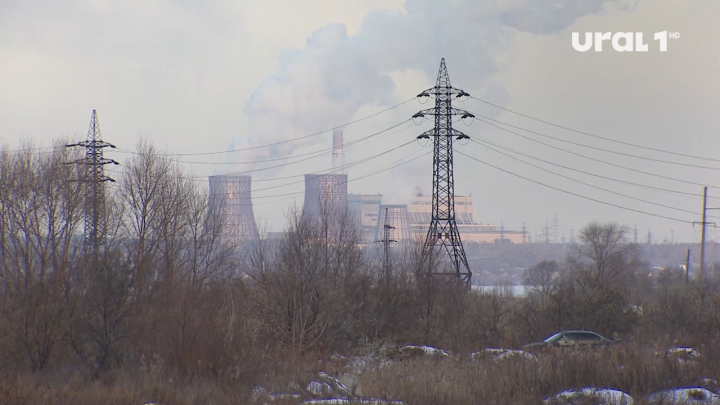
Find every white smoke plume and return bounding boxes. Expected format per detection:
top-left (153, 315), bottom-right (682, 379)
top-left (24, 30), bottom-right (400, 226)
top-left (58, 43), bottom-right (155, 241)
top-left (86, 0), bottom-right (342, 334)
top-left (232, 0), bottom-right (624, 177)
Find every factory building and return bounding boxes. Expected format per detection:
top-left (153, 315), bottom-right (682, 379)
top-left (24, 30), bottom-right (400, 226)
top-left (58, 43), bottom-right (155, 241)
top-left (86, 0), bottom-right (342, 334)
top-left (408, 194), bottom-right (525, 244)
top-left (348, 193), bottom-right (382, 242)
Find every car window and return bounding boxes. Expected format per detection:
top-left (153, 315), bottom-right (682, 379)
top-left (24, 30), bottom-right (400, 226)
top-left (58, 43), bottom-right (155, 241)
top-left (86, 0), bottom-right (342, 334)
top-left (544, 333), bottom-right (563, 343)
top-left (568, 332), bottom-right (602, 341)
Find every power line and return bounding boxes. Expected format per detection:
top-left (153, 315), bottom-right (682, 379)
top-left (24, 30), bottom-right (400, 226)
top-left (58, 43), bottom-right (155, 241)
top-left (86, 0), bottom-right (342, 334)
top-left (473, 116), bottom-right (720, 189)
top-left (247, 140), bottom-right (417, 196)
top-left (251, 149), bottom-right (431, 201)
top-left (114, 98), bottom-right (416, 157)
top-left (470, 95), bottom-right (720, 164)
top-left (470, 112), bottom-right (720, 171)
top-left (169, 119), bottom-right (414, 165)
top-left (469, 134), bottom-right (710, 199)
top-left (468, 137), bottom-right (718, 219)
top-left (455, 150), bottom-right (692, 224)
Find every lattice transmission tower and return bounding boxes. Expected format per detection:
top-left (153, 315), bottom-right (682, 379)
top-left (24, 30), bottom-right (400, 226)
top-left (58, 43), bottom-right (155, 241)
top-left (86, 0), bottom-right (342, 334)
top-left (413, 59), bottom-right (474, 287)
top-left (67, 110), bottom-right (118, 251)
top-left (376, 207), bottom-right (397, 276)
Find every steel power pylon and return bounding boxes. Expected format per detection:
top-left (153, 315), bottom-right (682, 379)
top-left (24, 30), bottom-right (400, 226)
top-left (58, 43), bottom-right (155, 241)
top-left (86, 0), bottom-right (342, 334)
top-left (67, 110), bottom-right (118, 251)
top-left (414, 58), bottom-right (473, 288)
top-left (377, 207), bottom-right (397, 276)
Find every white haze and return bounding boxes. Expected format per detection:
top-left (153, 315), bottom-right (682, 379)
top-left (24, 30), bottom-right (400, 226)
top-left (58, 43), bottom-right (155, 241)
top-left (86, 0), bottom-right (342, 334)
top-left (1, 0), bottom-right (719, 243)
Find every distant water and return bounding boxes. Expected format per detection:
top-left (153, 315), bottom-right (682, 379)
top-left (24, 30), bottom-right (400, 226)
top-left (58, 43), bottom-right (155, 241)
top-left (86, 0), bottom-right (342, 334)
top-left (472, 285), bottom-right (529, 297)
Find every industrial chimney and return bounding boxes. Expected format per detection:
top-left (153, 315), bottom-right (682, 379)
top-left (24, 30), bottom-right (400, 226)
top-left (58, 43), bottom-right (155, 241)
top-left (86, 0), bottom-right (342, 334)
top-left (207, 175), bottom-right (259, 241)
top-left (332, 129), bottom-right (343, 173)
top-left (302, 174), bottom-right (348, 225)
top-left (375, 204), bottom-right (412, 243)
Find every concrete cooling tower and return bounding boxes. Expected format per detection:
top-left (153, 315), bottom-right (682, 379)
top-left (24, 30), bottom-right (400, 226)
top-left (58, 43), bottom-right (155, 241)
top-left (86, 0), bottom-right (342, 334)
top-left (207, 175), bottom-right (259, 241)
top-left (302, 174), bottom-right (348, 224)
top-left (375, 204), bottom-right (412, 243)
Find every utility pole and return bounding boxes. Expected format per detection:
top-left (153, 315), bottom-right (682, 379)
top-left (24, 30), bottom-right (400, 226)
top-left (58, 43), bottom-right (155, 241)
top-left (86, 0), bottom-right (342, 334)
top-left (553, 213), bottom-right (559, 244)
top-left (647, 229), bottom-right (652, 245)
top-left (522, 222), bottom-right (527, 244)
top-left (414, 58), bottom-right (473, 288)
top-left (698, 187), bottom-right (709, 281)
top-left (500, 221), bottom-right (505, 244)
top-left (634, 225), bottom-right (638, 244)
top-left (685, 249), bottom-right (691, 283)
top-left (66, 110), bottom-right (118, 252)
top-left (376, 208), bottom-right (397, 276)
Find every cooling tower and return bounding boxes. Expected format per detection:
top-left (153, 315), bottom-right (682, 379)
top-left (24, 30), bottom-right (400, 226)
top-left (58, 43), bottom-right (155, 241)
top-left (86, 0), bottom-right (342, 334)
top-left (375, 204), bottom-right (412, 243)
top-left (302, 174), bottom-right (348, 224)
top-left (208, 175), bottom-right (259, 241)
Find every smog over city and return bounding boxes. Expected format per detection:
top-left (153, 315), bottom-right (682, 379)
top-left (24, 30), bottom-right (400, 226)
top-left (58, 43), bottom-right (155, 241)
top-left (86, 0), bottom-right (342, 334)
top-left (1, 1), bottom-right (720, 404)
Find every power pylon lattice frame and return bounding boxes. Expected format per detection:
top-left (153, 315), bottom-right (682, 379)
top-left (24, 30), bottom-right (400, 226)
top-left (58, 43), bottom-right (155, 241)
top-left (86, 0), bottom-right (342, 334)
top-left (67, 110), bottom-right (118, 251)
top-left (414, 58), bottom-right (473, 287)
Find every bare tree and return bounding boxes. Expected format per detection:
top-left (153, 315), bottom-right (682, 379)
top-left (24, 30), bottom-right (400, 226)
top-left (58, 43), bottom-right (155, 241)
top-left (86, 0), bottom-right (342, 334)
top-left (523, 260), bottom-right (559, 305)
top-left (248, 201), bottom-right (365, 354)
top-left (570, 221), bottom-right (641, 289)
top-left (0, 143), bottom-right (84, 371)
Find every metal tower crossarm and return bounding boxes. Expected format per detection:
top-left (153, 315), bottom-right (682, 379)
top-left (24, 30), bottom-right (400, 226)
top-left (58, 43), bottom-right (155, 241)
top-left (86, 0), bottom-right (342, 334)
top-left (414, 58), bottom-right (472, 287)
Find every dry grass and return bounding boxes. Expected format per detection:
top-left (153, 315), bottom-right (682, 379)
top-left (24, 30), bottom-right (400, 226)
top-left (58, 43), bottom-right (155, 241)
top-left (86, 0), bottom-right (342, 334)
top-left (357, 344), bottom-right (720, 405)
top-left (0, 343), bottom-right (718, 404)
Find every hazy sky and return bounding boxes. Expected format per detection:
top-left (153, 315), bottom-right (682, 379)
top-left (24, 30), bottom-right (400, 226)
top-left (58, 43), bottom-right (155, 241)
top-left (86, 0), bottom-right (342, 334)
top-left (1, 0), bottom-right (719, 244)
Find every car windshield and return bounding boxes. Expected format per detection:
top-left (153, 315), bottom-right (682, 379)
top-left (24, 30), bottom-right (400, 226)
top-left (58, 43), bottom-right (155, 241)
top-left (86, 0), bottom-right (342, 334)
top-left (543, 332), bottom-right (563, 343)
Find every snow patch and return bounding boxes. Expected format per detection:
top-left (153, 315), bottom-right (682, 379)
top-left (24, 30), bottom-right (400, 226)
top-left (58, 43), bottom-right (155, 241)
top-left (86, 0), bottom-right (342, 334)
top-left (472, 348), bottom-right (538, 362)
top-left (649, 387), bottom-right (720, 404)
top-left (302, 400), bottom-right (404, 404)
top-left (544, 388), bottom-right (633, 404)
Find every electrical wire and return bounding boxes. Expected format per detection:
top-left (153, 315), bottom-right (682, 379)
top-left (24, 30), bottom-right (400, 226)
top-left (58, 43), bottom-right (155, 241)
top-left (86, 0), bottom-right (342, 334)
top-left (455, 150), bottom-right (692, 224)
top-left (473, 116), bottom-right (720, 189)
top-left (470, 112), bottom-right (720, 171)
top-left (251, 149), bottom-right (430, 201)
top-left (168, 119), bottom-right (414, 165)
top-left (114, 98), bottom-right (416, 157)
top-left (467, 136), bottom-right (718, 219)
top-left (245, 139), bottom-right (418, 195)
top-left (470, 95), bottom-right (720, 164)
top-left (469, 134), bottom-right (708, 199)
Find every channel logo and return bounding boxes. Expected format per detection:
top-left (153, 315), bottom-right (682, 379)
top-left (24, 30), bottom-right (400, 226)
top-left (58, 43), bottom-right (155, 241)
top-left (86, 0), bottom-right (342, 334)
top-left (572, 31), bottom-right (679, 52)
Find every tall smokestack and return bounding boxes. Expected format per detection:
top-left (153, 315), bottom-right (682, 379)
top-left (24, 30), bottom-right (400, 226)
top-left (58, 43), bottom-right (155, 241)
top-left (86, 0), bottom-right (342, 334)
top-left (208, 175), bottom-right (259, 242)
top-left (332, 129), bottom-right (343, 173)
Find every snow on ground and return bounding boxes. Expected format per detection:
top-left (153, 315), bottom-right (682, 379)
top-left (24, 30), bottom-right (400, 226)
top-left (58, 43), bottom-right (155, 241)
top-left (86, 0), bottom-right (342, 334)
top-left (664, 347), bottom-right (702, 363)
top-left (544, 388), bottom-right (633, 404)
top-left (252, 386), bottom-right (302, 403)
top-left (301, 399), bottom-right (404, 404)
top-left (306, 372), bottom-right (352, 398)
top-left (399, 345), bottom-right (450, 357)
top-left (648, 387), bottom-right (720, 404)
top-left (472, 348), bottom-right (538, 362)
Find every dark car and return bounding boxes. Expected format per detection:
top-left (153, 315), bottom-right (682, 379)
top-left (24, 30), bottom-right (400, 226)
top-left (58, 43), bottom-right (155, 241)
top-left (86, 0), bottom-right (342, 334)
top-left (522, 330), bottom-right (614, 350)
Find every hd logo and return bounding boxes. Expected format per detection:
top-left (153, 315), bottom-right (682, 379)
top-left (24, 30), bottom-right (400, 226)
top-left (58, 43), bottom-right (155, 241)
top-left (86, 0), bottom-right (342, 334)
top-left (572, 31), bottom-right (679, 52)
